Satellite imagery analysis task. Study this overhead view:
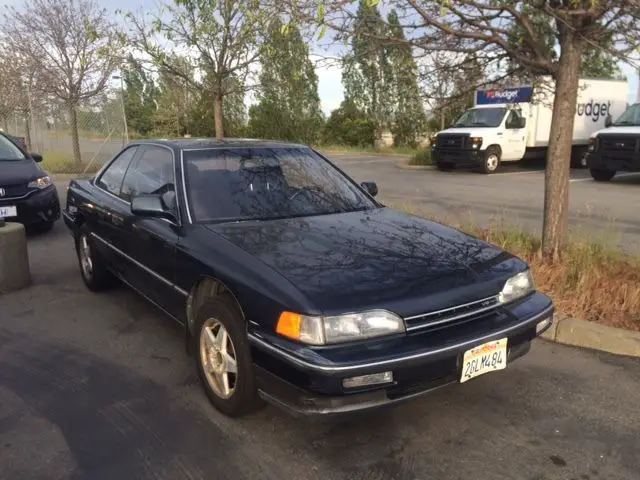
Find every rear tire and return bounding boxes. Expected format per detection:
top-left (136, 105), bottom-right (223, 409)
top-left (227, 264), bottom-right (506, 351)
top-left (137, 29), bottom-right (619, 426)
top-left (194, 295), bottom-right (261, 417)
top-left (481, 147), bottom-right (501, 174)
top-left (75, 226), bottom-right (114, 291)
top-left (590, 169), bottom-right (616, 182)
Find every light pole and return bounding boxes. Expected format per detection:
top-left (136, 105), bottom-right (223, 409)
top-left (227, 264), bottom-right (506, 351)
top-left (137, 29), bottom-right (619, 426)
top-left (112, 74), bottom-right (129, 146)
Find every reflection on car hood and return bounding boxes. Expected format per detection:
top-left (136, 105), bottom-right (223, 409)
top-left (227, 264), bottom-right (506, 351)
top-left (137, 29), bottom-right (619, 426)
top-left (0, 159), bottom-right (42, 185)
top-left (207, 208), bottom-right (525, 315)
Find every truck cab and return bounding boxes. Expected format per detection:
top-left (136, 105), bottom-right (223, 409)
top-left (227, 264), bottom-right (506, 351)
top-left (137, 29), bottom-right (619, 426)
top-left (431, 104), bottom-right (527, 174)
top-left (585, 103), bottom-right (640, 182)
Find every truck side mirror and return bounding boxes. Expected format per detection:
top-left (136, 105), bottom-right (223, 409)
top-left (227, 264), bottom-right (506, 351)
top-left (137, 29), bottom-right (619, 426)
top-left (604, 115), bottom-right (612, 128)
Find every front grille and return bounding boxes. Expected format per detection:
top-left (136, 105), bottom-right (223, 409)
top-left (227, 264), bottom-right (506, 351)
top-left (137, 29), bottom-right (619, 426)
top-left (404, 296), bottom-right (501, 333)
top-left (599, 136), bottom-right (638, 153)
top-left (0, 183), bottom-right (30, 199)
top-left (436, 134), bottom-right (467, 149)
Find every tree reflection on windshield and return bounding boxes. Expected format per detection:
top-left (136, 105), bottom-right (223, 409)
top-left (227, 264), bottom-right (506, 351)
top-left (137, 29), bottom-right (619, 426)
top-left (183, 147), bottom-right (377, 223)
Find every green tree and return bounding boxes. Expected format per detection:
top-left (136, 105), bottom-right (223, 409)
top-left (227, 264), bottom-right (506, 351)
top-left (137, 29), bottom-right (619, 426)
top-left (125, 0), bottom-right (271, 139)
top-left (248, 20), bottom-right (324, 143)
top-left (386, 9), bottom-right (426, 147)
top-left (323, 99), bottom-right (376, 147)
top-left (189, 73), bottom-right (246, 138)
top-left (342, 0), bottom-right (393, 137)
top-left (123, 56), bottom-right (158, 136)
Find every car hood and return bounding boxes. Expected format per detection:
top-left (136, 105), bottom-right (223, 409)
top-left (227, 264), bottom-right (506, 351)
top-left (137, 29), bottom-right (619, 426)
top-left (437, 127), bottom-right (496, 137)
top-left (207, 208), bottom-right (526, 316)
top-left (591, 126), bottom-right (640, 137)
top-left (0, 159), bottom-right (43, 186)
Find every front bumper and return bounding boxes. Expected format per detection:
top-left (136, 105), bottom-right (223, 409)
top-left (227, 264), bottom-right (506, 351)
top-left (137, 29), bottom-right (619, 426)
top-left (249, 292), bottom-right (553, 417)
top-left (0, 186), bottom-right (60, 226)
top-left (432, 147), bottom-right (484, 167)
top-left (585, 151), bottom-right (640, 172)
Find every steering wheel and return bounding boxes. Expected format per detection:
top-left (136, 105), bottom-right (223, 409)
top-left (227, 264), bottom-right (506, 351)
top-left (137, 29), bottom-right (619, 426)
top-left (289, 185), bottom-right (325, 201)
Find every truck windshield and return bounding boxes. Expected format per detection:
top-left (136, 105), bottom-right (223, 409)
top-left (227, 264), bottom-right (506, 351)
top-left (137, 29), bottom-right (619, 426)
top-left (453, 108), bottom-right (506, 128)
top-left (612, 103), bottom-right (640, 126)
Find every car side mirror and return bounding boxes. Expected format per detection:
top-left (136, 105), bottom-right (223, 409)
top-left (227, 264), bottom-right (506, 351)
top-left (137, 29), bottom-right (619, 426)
top-left (361, 181), bottom-right (378, 197)
top-left (131, 194), bottom-right (176, 221)
top-left (604, 114), bottom-right (612, 128)
top-left (30, 153), bottom-right (43, 162)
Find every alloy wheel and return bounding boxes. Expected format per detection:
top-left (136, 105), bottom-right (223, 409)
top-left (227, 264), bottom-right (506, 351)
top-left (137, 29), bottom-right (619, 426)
top-left (199, 318), bottom-right (238, 399)
top-left (79, 234), bottom-right (93, 279)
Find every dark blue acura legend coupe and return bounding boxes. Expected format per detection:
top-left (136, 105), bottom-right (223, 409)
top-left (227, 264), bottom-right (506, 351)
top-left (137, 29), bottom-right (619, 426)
top-left (63, 139), bottom-right (554, 417)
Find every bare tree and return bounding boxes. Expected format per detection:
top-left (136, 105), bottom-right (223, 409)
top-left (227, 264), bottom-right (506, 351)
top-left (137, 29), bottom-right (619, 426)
top-left (2, 0), bottom-right (122, 165)
top-left (285, 0), bottom-right (640, 261)
top-left (124, 0), bottom-right (274, 139)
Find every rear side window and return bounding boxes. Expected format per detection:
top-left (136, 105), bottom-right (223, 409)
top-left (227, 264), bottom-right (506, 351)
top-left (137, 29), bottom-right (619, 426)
top-left (120, 146), bottom-right (174, 202)
top-left (97, 146), bottom-right (138, 196)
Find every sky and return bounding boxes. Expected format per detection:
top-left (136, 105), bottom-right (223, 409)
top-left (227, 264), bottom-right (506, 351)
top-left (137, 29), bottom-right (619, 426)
top-left (2, 0), bottom-right (638, 115)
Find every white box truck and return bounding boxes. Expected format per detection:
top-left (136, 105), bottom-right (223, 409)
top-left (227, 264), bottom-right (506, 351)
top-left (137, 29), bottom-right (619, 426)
top-left (431, 78), bottom-right (629, 173)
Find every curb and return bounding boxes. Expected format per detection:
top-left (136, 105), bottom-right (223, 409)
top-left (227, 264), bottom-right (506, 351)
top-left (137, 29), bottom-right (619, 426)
top-left (540, 316), bottom-right (640, 357)
top-left (395, 161), bottom-right (434, 171)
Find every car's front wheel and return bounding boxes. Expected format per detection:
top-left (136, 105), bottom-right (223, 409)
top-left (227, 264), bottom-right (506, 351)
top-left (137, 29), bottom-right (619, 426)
top-left (194, 295), bottom-right (261, 417)
top-left (75, 227), bottom-right (114, 291)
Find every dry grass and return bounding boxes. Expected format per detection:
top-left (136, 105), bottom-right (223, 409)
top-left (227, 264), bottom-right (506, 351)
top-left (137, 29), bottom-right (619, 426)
top-left (41, 150), bottom-right (102, 174)
top-left (396, 203), bottom-right (640, 332)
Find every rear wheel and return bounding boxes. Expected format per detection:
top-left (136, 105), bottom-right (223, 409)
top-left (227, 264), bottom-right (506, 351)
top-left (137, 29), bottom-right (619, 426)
top-left (75, 227), bottom-right (114, 291)
top-left (194, 295), bottom-right (261, 417)
top-left (590, 169), bottom-right (616, 182)
top-left (481, 147), bottom-right (501, 174)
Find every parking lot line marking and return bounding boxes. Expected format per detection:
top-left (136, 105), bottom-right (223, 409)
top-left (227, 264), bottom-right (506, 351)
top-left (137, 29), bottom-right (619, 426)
top-left (492, 170), bottom-right (544, 176)
top-left (570, 172), bottom-right (640, 183)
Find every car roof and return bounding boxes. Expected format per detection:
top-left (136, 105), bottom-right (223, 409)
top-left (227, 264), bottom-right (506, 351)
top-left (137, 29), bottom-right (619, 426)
top-left (132, 138), bottom-right (309, 150)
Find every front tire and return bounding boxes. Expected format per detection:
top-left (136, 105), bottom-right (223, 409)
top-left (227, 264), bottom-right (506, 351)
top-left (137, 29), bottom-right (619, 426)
top-left (194, 295), bottom-right (261, 417)
top-left (481, 147), bottom-right (501, 174)
top-left (75, 227), bottom-right (114, 291)
top-left (590, 169), bottom-right (616, 182)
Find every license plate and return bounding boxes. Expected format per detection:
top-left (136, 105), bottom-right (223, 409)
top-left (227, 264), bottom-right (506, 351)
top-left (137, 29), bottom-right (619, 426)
top-left (0, 205), bottom-right (17, 218)
top-left (460, 338), bottom-right (508, 383)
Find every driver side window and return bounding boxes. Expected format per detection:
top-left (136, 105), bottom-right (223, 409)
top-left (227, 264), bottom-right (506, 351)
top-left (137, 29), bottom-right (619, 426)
top-left (121, 146), bottom-right (175, 203)
top-left (505, 110), bottom-right (522, 129)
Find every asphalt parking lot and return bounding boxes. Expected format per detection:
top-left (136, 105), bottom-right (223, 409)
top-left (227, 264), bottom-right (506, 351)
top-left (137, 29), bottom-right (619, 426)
top-left (0, 179), bottom-right (639, 480)
top-left (329, 154), bottom-right (640, 253)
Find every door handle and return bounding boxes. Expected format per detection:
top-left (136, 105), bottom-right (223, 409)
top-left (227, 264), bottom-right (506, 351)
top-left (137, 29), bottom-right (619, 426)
top-left (497, 133), bottom-right (503, 136)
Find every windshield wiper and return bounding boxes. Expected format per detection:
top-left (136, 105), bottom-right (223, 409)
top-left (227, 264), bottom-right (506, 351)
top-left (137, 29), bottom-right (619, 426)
top-left (612, 121), bottom-right (638, 126)
top-left (470, 122), bottom-right (490, 126)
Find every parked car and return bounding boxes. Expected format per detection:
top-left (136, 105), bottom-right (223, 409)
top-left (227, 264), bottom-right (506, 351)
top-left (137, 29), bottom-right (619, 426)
top-left (63, 139), bottom-right (554, 418)
top-left (5, 133), bottom-right (28, 151)
top-left (0, 131), bottom-right (60, 230)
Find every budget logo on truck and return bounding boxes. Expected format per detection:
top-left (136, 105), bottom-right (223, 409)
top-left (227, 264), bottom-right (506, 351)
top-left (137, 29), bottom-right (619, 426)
top-left (476, 86), bottom-right (534, 105)
top-left (576, 99), bottom-right (611, 122)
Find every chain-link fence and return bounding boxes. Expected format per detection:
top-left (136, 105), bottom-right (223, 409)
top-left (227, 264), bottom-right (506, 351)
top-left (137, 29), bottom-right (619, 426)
top-left (1, 86), bottom-right (129, 174)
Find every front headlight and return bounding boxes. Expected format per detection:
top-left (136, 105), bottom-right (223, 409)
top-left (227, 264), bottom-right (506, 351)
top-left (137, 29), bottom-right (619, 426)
top-left (430, 135), bottom-right (437, 146)
top-left (470, 136), bottom-right (483, 149)
top-left (588, 136), bottom-right (596, 151)
top-left (28, 175), bottom-right (52, 189)
top-left (276, 309), bottom-right (405, 345)
top-left (499, 270), bottom-right (535, 304)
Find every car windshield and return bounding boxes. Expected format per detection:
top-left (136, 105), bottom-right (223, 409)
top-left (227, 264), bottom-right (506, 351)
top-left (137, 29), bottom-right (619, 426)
top-left (612, 103), bottom-right (640, 126)
top-left (183, 147), bottom-right (377, 223)
top-left (0, 134), bottom-right (26, 161)
top-left (453, 108), bottom-right (506, 128)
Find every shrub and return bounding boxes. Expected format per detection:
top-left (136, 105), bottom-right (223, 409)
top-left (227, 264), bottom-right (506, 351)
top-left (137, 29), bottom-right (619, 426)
top-left (408, 149), bottom-right (431, 166)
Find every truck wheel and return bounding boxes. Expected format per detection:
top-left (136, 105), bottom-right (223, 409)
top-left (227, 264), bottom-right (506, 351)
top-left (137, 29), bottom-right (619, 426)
top-left (436, 162), bottom-right (454, 172)
top-left (481, 148), bottom-right (501, 174)
top-left (590, 169), bottom-right (616, 182)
